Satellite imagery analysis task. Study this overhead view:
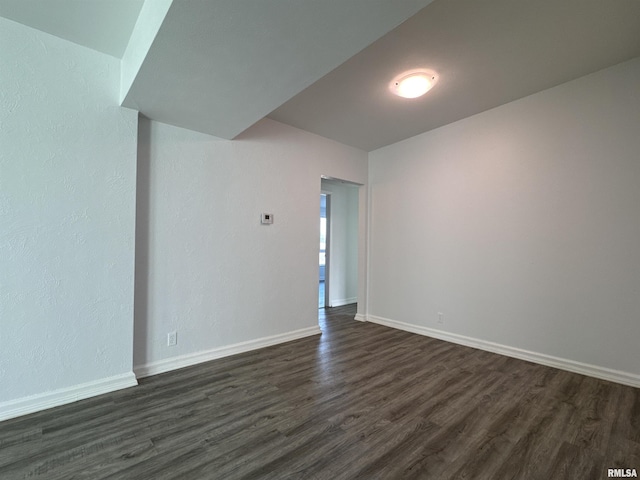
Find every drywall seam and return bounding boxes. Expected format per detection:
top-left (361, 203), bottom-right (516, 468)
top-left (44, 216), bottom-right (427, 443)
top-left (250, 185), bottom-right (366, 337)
top-left (0, 373), bottom-right (138, 422)
top-left (367, 315), bottom-right (640, 388)
top-left (134, 326), bottom-right (322, 379)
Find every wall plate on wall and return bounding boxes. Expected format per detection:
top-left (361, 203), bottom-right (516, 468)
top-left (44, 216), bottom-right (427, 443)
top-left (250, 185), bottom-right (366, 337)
top-left (261, 213), bottom-right (274, 224)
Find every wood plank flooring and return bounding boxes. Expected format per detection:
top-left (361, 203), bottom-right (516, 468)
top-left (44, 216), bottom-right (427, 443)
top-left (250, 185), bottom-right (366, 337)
top-left (1, 304), bottom-right (639, 479)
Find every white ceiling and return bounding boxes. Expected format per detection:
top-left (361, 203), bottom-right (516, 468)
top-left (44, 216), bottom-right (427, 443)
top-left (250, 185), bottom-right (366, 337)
top-left (120, 0), bottom-right (433, 140)
top-left (270, 0), bottom-right (640, 150)
top-left (2, 0), bottom-right (640, 151)
top-left (0, 0), bottom-right (144, 58)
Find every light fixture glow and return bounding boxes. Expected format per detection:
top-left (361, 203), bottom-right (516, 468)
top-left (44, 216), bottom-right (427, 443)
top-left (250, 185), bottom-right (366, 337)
top-left (390, 69), bottom-right (438, 98)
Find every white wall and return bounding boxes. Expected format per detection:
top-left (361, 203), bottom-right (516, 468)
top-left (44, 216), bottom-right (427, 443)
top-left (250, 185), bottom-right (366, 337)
top-left (134, 117), bottom-right (367, 373)
top-left (321, 180), bottom-right (359, 307)
top-left (368, 56), bottom-right (640, 383)
top-left (0, 18), bottom-right (138, 413)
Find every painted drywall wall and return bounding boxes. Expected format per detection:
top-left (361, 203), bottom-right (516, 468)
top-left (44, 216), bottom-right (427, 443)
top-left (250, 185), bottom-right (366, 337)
top-left (368, 56), bottom-right (640, 379)
top-left (134, 117), bottom-right (367, 372)
top-left (321, 180), bottom-right (359, 307)
top-left (0, 18), bottom-right (138, 408)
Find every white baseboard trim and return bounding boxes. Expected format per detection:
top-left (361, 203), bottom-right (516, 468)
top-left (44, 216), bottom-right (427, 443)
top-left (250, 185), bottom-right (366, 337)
top-left (0, 372), bottom-right (138, 422)
top-left (329, 297), bottom-right (357, 308)
top-left (134, 325), bottom-right (322, 379)
top-left (367, 315), bottom-right (640, 388)
top-left (354, 313), bottom-right (367, 322)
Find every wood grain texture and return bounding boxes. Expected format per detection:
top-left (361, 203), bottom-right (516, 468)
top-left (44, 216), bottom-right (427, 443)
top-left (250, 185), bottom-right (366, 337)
top-left (1, 304), bottom-right (638, 479)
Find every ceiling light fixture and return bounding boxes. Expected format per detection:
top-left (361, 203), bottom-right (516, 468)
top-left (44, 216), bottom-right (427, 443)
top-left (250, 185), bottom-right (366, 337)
top-left (389, 69), bottom-right (438, 99)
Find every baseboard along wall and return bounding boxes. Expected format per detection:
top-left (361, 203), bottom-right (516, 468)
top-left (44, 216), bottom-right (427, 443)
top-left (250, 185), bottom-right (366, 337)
top-left (329, 297), bottom-right (357, 308)
top-left (134, 326), bottom-right (321, 379)
top-left (366, 314), bottom-right (640, 388)
top-left (1, 326), bottom-right (322, 422)
top-left (9, 315), bottom-right (630, 422)
top-left (0, 373), bottom-right (138, 422)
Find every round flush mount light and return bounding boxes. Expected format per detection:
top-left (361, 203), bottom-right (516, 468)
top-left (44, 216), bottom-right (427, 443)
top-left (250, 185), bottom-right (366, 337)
top-left (389, 69), bottom-right (438, 98)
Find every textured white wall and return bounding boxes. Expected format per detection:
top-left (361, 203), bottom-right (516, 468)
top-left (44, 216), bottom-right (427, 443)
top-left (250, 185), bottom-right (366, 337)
top-left (321, 181), bottom-right (359, 306)
top-left (368, 57), bottom-right (640, 376)
top-left (0, 19), bottom-right (138, 403)
top-left (134, 118), bottom-right (367, 369)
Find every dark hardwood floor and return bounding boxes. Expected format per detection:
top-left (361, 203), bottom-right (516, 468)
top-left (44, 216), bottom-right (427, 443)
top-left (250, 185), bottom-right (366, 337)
top-left (1, 304), bottom-right (638, 479)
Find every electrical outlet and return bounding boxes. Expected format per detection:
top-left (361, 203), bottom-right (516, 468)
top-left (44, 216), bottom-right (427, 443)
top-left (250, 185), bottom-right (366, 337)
top-left (167, 331), bottom-right (177, 346)
top-left (437, 312), bottom-right (444, 325)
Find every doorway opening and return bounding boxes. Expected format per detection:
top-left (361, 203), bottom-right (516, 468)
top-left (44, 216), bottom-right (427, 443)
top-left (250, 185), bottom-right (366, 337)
top-left (319, 193), bottom-right (329, 308)
top-left (319, 177), bottom-right (360, 313)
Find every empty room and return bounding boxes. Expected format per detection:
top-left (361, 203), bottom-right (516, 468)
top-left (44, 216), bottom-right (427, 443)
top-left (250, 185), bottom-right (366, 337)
top-left (1, 0), bottom-right (639, 478)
